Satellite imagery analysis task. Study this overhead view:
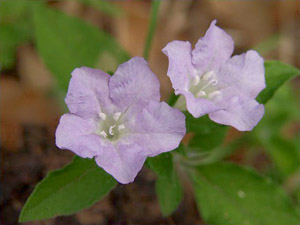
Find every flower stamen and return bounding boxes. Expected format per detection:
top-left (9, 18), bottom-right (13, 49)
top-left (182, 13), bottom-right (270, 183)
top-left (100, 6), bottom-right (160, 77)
top-left (200, 79), bottom-right (218, 91)
top-left (208, 90), bottom-right (221, 99)
top-left (118, 124), bottom-right (125, 131)
top-left (197, 90), bottom-right (206, 97)
top-left (99, 112), bottom-right (107, 120)
top-left (99, 131), bottom-right (107, 138)
top-left (202, 71), bottom-right (216, 80)
top-left (192, 75), bottom-right (200, 86)
top-left (113, 112), bottom-right (122, 121)
top-left (109, 125), bottom-right (116, 135)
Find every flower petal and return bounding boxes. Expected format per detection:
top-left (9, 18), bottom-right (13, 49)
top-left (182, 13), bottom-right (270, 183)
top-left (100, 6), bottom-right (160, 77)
top-left (209, 96), bottom-right (265, 131)
top-left (128, 101), bottom-right (186, 156)
top-left (162, 40), bottom-right (194, 93)
top-left (55, 113), bottom-right (109, 158)
top-left (217, 50), bottom-right (265, 99)
top-left (95, 101), bottom-right (186, 184)
top-left (65, 67), bottom-right (113, 118)
top-left (95, 141), bottom-right (147, 184)
top-left (192, 20), bottom-right (234, 73)
top-left (109, 57), bottom-right (160, 111)
top-left (179, 90), bottom-right (221, 117)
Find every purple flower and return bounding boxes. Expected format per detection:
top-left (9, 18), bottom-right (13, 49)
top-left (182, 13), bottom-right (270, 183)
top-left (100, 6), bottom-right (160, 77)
top-left (55, 57), bottom-right (186, 184)
top-left (162, 20), bottom-right (265, 131)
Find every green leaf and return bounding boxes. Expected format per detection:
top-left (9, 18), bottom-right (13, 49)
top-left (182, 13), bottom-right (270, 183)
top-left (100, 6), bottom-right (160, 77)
top-left (0, 0), bottom-right (30, 23)
top-left (19, 157), bottom-right (116, 222)
top-left (156, 169), bottom-right (182, 217)
top-left (0, 0), bottom-right (40, 70)
top-left (147, 152), bottom-right (183, 216)
top-left (255, 83), bottom-right (300, 136)
top-left (147, 152), bottom-right (173, 178)
top-left (189, 127), bottom-right (227, 151)
top-left (75, 0), bottom-right (122, 16)
top-left (143, 0), bottom-right (161, 60)
top-left (185, 113), bottom-right (225, 135)
top-left (253, 84), bottom-right (300, 180)
top-left (257, 61), bottom-right (299, 104)
top-left (265, 136), bottom-right (300, 179)
top-left (253, 33), bottom-right (280, 56)
top-left (33, 4), bottom-right (129, 92)
top-left (192, 163), bottom-right (299, 225)
top-left (185, 112), bottom-right (228, 155)
top-left (0, 20), bottom-right (32, 70)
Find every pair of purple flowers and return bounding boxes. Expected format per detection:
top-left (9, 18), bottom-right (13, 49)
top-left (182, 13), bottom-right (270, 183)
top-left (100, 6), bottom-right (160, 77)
top-left (56, 20), bottom-right (265, 184)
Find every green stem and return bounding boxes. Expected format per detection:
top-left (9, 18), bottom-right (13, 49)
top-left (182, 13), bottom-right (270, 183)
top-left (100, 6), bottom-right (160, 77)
top-left (167, 93), bottom-right (180, 107)
top-left (143, 0), bottom-right (161, 60)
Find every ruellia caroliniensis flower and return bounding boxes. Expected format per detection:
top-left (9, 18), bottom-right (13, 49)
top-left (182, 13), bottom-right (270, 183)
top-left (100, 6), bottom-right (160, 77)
top-left (55, 57), bottom-right (186, 184)
top-left (163, 20), bottom-right (265, 131)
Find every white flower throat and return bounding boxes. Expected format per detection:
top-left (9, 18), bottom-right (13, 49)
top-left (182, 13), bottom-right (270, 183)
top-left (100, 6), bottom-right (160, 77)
top-left (174, 70), bottom-right (221, 111)
top-left (97, 111), bottom-right (126, 140)
top-left (190, 70), bottom-right (221, 99)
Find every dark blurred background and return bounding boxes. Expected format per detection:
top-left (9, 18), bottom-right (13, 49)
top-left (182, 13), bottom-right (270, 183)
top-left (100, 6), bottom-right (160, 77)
top-left (1, 0), bottom-right (300, 224)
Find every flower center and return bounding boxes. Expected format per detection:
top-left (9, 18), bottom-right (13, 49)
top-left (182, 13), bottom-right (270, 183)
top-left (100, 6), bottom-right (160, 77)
top-left (189, 70), bottom-right (221, 100)
top-left (96, 111), bottom-right (126, 141)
